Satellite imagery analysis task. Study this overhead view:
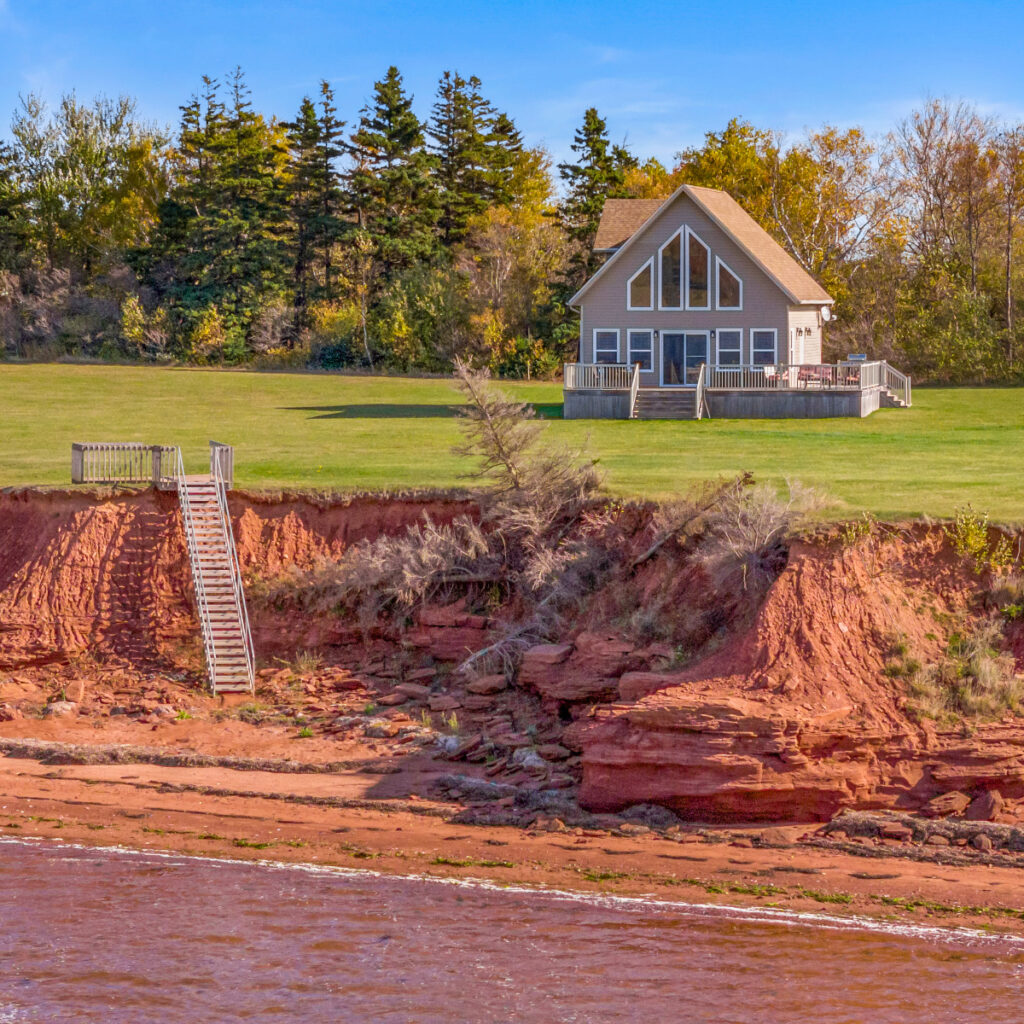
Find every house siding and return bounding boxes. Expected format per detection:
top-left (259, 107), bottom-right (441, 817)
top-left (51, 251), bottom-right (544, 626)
top-left (578, 193), bottom-right (827, 381)
top-left (786, 307), bottom-right (823, 364)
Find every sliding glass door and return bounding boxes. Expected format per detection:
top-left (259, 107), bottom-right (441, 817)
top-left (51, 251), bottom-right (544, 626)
top-left (661, 331), bottom-right (708, 386)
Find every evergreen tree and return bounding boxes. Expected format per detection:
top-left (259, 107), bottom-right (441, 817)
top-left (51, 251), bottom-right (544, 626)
top-left (557, 108), bottom-right (630, 289)
top-left (145, 69), bottom-right (289, 355)
top-left (349, 66), bottom-right (439, 280)
top-left (283, 82), bottom-right (347, 327)
top-left (0, 141), bottom-right (30, 271)
top-left (428, 72), bottom-right (523, 245)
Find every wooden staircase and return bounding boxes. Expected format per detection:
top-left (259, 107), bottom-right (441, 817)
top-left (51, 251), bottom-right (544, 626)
top-left (633, 388), bottom-right (699, 420)
top-left (177, 466), bottom-right (255, 695)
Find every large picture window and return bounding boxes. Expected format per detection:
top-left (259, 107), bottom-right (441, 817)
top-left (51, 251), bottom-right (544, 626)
top-left (659, 233), bottom-right (682, 309)
top-left (627, 329), bottom-right (653, 371)
top-left (751, 329), bottom-right (777, 366)
top-left (716, 257), bottom-right (742, 310)
top-left (627, 259), bottom-right (653, 310)
top-left (716, 329), bottom-right (742, 366)
top-left (594, 329), bottom-right (620, 364)
top-left (686, 229), bottom-right (710, 309)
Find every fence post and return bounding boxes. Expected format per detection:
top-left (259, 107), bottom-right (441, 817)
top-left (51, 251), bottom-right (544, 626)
top-left (71, 444), bottom-right (84, 484)
top-left (151, 445), bottom-right (162, 488)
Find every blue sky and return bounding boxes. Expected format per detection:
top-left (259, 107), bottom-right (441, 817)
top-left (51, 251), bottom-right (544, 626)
top-left (2, 0), bottom-right (1023, 165)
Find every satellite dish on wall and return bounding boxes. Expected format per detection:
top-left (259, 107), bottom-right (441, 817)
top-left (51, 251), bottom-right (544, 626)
top-left (821, 306), bottom-right (833, 322)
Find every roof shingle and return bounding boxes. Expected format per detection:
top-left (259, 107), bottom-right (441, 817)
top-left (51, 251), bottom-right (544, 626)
top-left (592, 198), bottom-right (663, 251)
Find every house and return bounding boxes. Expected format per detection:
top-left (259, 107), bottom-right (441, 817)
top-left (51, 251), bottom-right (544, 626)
top-left (563, 184), bottom-right (910, 419)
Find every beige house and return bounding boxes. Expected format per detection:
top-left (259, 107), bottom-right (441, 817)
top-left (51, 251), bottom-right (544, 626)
top-left (563, 184), bottom-right (911, 419)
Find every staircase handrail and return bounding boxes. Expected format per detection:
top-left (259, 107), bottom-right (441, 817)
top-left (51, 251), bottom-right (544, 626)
top-left (695, 362), bottom-right (710, 419)
top-left (173, 447), bottom-right (220, 691)
top-left (628, 361), bottom-right (641, 419)
top-left (882, 361), bottom-right (912, 407)
top-left (210, 449), bottom-right (255, 691)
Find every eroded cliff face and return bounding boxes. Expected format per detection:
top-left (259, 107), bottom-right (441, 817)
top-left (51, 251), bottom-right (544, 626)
top-left (0, 488), bottom-right (471, 670)
top-left (563, 532), bottom-right (1024, 822)
top-left (2, 488), bottom-right (1022, 826)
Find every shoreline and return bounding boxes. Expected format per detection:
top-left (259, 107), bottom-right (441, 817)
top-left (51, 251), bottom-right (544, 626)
top-left (4, 745), bottom-right (1024, 939)
top-left (6, 833), bottom-right (1023, 951)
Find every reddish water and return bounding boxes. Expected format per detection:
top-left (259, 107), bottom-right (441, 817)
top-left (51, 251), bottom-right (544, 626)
top-left (1, 839), bottom-right (1022, 1023)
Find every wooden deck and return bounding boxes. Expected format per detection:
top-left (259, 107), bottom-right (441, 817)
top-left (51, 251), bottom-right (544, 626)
top-left (563, 361), bottom-right (911, 420)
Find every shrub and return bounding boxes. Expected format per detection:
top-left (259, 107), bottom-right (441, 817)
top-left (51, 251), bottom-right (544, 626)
top-left (944, 505), bottom-right (1015, 575)
top-left (907, 618), bottom-right (1022, 721)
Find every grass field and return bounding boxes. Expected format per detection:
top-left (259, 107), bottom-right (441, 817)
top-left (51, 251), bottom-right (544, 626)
top-left (2, 363), bottom-right (1022, 520)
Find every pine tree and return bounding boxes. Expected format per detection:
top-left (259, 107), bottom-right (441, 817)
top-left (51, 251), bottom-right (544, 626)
top-left (145, 69), bottom-right (290, 354)
top-left (557, 108), bottom-right (630, 289)
top-left (428, 72), bottom-right (524, 245)
top-left (0, 141), bottom-right (30, 271)
top-left (283, 82), bottom-right (347, 327)
top-left (349, 66), bottom-right (439, 280)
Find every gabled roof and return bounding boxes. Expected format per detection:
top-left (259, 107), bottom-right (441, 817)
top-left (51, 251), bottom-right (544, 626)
top-left (571, 184), bottom-right (834, 307)
top-left (593, 198), bottom-right (664, 251)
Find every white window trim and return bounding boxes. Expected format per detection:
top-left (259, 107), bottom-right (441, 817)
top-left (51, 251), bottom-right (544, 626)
top-left (751, 328), bottom-right (778, 366)
top-left (684, 227), bottom-right (711, 311)
top-left (626, 257), bottom-right (654, 311)
top-left (715, 327), bottom-right (743, 367)
top-left (715, 255), bottom-right (743, 311)
top-left (657, 230), bottom-right (683, 311)
top-left (627, 328), bottom-right (654, 372)
top-left (592, 327), bottom-right (620, 363)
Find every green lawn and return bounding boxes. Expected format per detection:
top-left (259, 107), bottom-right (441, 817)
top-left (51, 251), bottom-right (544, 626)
top-left (2, 363), bottom-right (1022, 520)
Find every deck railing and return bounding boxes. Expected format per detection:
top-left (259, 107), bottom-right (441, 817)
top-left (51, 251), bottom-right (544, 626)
top-left (565, 361), bottom-right (904, 394)
top-left (209, 440), bottom-right (235, 491)
top-left (71, 442), bottom-right (177, 489)
top-left (628, 362), bottom-right (641, 418)
top-left (704, 362), bottom-right (882, 390)
top-left (564, 362), bottom-right (632, 390)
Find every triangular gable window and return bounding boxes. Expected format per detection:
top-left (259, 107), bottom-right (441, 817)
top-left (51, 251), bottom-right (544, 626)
top-left (627, 258), bottom-right (653, 310)
top-left (716, 257), bottom-right (743, 310)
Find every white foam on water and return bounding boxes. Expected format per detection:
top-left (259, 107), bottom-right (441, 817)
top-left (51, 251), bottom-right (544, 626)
top-left (3, 833), bottom-right (1023, 950)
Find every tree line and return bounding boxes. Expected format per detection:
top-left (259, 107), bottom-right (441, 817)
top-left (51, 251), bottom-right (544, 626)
top-left (1, 69), bottom-right (1022, 383)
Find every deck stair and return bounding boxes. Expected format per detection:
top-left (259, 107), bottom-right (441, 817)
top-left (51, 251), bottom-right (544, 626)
top-left (176, 449), bottom-right (255, 695)
top-left (633, 388), bottom-right (699, 420)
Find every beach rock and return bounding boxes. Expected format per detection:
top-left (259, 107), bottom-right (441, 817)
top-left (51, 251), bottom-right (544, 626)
top-left (616, 823), bottom-right (651, 836)
top-left (395, 682), bottom-right (430, 699)
top-left (972, 833), bottom-right (994, 852)
top-left (428, 694), bottom-right (461, 712)
top-left (64, 680), bottom-right (86, 703)
top-left (537, 743), bottom-right (571, 762)
top-left (511, 748), bottom-right (546, 770)
top-left (879, 821), bottom-right (914, 842)
top-left (965, 790), bottom-right (1004, 822)
top-left (467, 675), bottom-right (507, 695)
top-left (922, 791), bottom-right (971, 818)
top-left (404, 667), bottom-right (436, 682)
top-left (44, 701), bottom-right (78, 717)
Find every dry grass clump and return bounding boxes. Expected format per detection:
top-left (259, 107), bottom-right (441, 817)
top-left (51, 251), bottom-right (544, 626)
top-left (906, 617), bottom-right (1023, 721)
top-left (697, 480), bottom-right (825, 595)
